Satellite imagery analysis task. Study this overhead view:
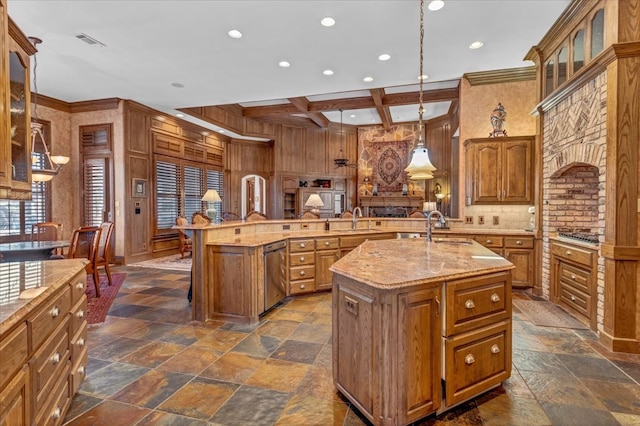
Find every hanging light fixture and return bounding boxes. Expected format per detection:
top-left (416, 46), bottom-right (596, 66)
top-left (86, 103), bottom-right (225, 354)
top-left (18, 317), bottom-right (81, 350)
top-left (29, 36), bottom-right (69, 182)
top-left (404, 0), bottom-right (436, 181)
top-left (334, 109), bottom-right (357, 168)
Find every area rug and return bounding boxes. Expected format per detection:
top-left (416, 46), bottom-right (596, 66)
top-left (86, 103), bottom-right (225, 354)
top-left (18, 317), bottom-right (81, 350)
top-left (513, 299), bottom-right (588, 329)
top-left (128, 254), bottom-right (192, 272)
top-left (86, 272), bottom-right (126, 324)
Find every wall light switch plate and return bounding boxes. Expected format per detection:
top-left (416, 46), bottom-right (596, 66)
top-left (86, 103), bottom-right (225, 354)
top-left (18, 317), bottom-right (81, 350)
top-left (493, 216), bottom-right (499, 225)
top-left (465, 216), bottom-right (474, 225)
top-left (478, 216), bottom-right (485, 225)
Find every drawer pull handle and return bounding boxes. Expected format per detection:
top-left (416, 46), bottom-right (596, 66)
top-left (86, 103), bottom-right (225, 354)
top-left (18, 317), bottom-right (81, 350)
top-left (77, 366), bottom-right (85, 375)
top-left (516, 240), bottom-right (523, 245)
top-left (486, 239), bottom-right (493, 244)
top-left (77, 310), bottom-right (85, 319)
top-left (300, 243), bottom-right (306, 248)
top-left (435, 296), bottom-right (440, 316)
top-left (465, 354), bottom-right (475, 365)
top-left (491, 344), bottom-right (500, 354)
top-left (300, 256), bottom-right (306, 262)
top-left (76, 282), bottom-right (84, 290)
top-left (52, 407), bottom-right (62, 420)
top-left (490, 293), bottom-right (500, 303)
top-left (571, 274), bottom-right (576, 280)
top-left (50, 306), bottom-right (61, 318)
top-left (299, 271), bottom-right (306, 276)
top-left (78, 337), bottom-right (85, 347)
top-left (300, 284), bottom-right (305, 289)
top-left (464, 300), bottom-right (475, 309)
top-left (51, 352), bottom-right (61, 365)
top-left (571, 295), bottom-right (576, 301)
top-left (325, 241), bottom-right (330, 246)
top-left (566, 250), bottom-right (572, 256)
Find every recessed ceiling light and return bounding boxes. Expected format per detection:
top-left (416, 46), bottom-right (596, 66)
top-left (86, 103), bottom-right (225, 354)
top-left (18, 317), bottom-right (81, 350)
top-left (321, 17), bottom-right (335, 27)
top-left (228, 29), bottom-right (243, 39)
top-left (323, 69), bottom-right (334, 76)
top-left (378, 53), bottom-right (391, 61)
top-left (349, 114), bottom-right (356, 118)
top-left (176, 113), bottom-right (184, 118)
top-left (219, 129), bottom-right (225, 133)
top-left (428, 0), bottom-right (445, 11)
top-left (418, 74), bottom-right (429, 81)
top-left (469, 41), bottom-right (484, 49)
top-left (279, 61), bottom-right (291, 68)
top-left (171, 82), bottom-right (184, 88)
top-left (363, 76), bottom-right (374, 82)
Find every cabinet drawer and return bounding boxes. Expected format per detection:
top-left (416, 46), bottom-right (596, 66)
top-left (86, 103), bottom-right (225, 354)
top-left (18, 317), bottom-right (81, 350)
top-left (29, 286), bottom-right (71, 351)
top-left (551, 241), bottom-right (594, 267)
top-left (504, 237), bottom-right (533, 249)
top-left (69, 275), bottom-right (87, 306)
top-left (289, 239), bottom-right (314, 252)
top-left (316, 237), bottom-right (339, 250)
top-left (0, 323), bottom-right (28, 390)
top-left (70, 297), bottom-right (87, 336)
top-left (70, 322), bottom-right (88, 363)
top-left (475, 236), bottom-right (503, 248)
top-left (559, 263), bottom-right (589, 294)
top-left (70, 344), bottom-right (88, 395)
top-left (35, 362), bottom-right (70, 426)
top-left (33, 318), bottom-right (70, 411)
top-left (445, 272), bottom-right (511, 336)
top-left (289, 252), bottom-right (314, 266)
top-left (444, 320), bottom-right (511, 406)
top-left (340, 235), bottom-right (368, 249)
top-left (559, 284), bottom-right (591, 320)
top-left (289, 279), bottom-right (315, 295)
top-left (289, 265), bottom-right (315, 281)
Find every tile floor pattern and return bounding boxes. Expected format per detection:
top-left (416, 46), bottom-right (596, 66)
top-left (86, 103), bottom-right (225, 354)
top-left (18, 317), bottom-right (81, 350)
top-left (63, 266), bottom-right (640, 426)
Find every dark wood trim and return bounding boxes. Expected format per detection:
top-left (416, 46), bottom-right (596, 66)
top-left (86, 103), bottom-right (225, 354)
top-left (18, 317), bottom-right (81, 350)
top-left (7, 17), bottom-right (37, 55)
top-left (464, 67), bottom-right (536, 86)
top-left (288, 97), bottom-right (330, 127)
top-left (370, 88), bottom-right (392, 130)
top-left (70, 98), bottom-right (121, 113)
top-left (34, 94), bottom-right (72, 112)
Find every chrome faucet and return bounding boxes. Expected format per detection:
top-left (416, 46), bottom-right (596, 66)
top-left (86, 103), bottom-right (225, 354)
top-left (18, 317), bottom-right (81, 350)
top-left (352, 207), bottom-right (363, 230)
top-left (425, 210), bottom-right (445, 242)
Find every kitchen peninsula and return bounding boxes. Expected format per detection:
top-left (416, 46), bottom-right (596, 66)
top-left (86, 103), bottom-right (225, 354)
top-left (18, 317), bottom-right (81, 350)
top-left (330, 238), bottom-right (514, 425)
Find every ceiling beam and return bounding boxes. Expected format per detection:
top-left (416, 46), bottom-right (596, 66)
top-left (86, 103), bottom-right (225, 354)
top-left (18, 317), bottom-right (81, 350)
top-left (370, 89), bottom-right (391, 130)
top-left (288, 97), bottom-right (330, 127)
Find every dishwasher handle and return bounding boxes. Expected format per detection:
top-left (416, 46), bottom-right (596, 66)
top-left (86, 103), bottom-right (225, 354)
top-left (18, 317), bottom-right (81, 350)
top-left (264, 240), bottom-right (287, 253)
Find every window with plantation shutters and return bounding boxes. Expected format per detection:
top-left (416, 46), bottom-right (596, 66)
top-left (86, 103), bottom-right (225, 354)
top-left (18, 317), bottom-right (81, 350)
top-left (184, 165), bottom-right (204, 221)
top-left (83, 159), bottom-right (106, 226)
top-left (81, 124), bottom-right (110, 149)
top-left (156, 160), bottom-right (181, 231)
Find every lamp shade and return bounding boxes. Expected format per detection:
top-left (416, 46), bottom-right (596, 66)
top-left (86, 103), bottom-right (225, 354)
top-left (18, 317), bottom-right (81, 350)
top-left (405, 146), bottom-right (436, 179)
top-left (304, 194), bottom-right (324, 208)
top-left (201, 189), bottom-right (222, 202)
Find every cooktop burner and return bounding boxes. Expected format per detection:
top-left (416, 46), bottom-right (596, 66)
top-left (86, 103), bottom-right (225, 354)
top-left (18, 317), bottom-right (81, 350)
top-left (558, 232), bottom-right (600, 244)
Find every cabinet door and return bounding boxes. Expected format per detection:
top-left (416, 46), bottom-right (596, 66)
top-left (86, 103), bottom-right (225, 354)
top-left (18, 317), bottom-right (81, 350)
top-left (502, 140), bottom-right (532, 202)
top-left (0, 365), bottom-right (31, 426)
top-left (315, 249), bottom-right (339, 291)
top-left (398, 288), bottom-right (441, 423)
top-left (0, 0), bottom-right (9, 194)
top-left (504, 249), bottom-right (533, 288)
top-left (473, 143), bottom-right (501, 203)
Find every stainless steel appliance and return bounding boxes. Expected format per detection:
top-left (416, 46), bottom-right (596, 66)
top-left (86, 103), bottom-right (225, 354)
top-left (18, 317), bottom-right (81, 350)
top-left (264, 240), bottom-right (287, 312)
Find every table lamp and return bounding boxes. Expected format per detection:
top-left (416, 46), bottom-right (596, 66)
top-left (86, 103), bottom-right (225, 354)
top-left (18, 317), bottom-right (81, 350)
top-left (305, 194), bottom-right (324, 215)
top-left (201, 189), bottom-right (222, 222)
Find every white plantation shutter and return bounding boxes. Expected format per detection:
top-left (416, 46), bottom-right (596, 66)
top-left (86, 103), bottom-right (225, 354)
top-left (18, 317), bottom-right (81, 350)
top-left (83, 159), bottom-right (106, 227)
top-left (156, 160), bottom-right (181, 231)
top-left (184, 164), bottom-right (205, 221)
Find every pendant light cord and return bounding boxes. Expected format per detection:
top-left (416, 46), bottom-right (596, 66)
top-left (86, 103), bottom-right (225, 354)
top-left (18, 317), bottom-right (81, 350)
top-left (418, 0), bottom-right (424, 147)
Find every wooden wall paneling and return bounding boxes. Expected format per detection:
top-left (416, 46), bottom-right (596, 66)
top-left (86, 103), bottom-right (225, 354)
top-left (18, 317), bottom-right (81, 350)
top-left (126, 108), bottom-right (149, 154)
top-left (244, 118), bottom-right (277, 139)
top-left (152, 133), bottom-right (182, 158)
top-left (127, 155), bottom-right (150, 256)
top-left (151, 117), bottom-right (180, 135)
top-left (280, 125), bottom-right (305, 173)
top-left (180, 127), bottom-right (204, 144)
top-left (304, 127), bottom-right (327, 174)
top-left (0, 0), bottom-right (9, 195)
top-left (183, 141), bottom-right (206, 163)
top-left (426, 116), bottom-right (452, 177)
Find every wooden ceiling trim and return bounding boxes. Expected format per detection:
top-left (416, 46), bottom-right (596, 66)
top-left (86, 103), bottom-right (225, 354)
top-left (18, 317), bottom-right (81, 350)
top-left (243, 103), bottom-right (300, 118)
top-left (370, 88), bottom-right (391, 130)
top-left (464, 67), bottom-right (536, 86)
top-left (288, 97), bottom-right (330, 127)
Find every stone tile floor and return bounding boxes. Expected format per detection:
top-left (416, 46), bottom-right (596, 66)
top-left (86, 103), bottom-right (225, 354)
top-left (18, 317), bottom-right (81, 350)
top-left (63, 266), bottom-right (640, 426)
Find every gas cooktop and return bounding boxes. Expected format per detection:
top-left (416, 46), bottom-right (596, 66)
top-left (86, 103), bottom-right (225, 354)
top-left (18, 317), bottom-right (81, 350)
top-left (558, 232), bottom-right (600, 244)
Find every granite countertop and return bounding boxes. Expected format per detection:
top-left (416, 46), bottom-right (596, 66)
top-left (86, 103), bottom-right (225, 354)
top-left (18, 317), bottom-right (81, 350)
top-left (204, 227), bottom-right (534, 247)
top-left (0, 258), bottom-right (88, 333)
top-left (329, 238), bottom-right (514, 289)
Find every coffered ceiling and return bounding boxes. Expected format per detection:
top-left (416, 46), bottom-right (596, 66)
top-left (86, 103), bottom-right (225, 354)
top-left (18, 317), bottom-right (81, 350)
top-left (8, 0), bottom-right (570, 136)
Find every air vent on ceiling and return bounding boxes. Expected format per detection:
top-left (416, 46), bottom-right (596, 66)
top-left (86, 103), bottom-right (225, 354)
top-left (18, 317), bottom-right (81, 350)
top-left (74, 33), bottom-right (106, 47)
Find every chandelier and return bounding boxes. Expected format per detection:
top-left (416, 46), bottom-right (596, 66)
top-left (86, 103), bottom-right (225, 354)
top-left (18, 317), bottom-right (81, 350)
top-left (333, 109), bottom-right (357, 168)
top-left (29, 36), bottom-right (69, 182)
top-left (404, 0), bottom-right (436, 181)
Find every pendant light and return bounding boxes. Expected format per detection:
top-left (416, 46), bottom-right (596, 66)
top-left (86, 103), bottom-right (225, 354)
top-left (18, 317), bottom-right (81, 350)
top-left (334, 109), bottom-right (357, 168)
top-left (404, 0), bottom-right (436, 181)
top-left (29, 36), bottom-right (69, 182)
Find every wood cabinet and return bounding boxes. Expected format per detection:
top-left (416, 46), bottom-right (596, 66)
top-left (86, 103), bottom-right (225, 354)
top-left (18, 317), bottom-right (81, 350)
top-left (550, 239), bottom-right (597, 329)
top-left (315, 237), bottom-right (340, 291)
top-left (288, 238), bottom-right (315, 295)
top-left (333, 265), bottom-right (512, 425)
top-left (1, 11), bottom-right (36, 199)
top-left (0, 263), bottom-right (87, 425)
top-left (464, 136), bottom-right (534, 204)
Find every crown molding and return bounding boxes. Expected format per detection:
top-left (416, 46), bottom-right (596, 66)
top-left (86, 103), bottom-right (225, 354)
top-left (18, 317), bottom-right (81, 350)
top-left (464, 66), bottom-right (536, 86)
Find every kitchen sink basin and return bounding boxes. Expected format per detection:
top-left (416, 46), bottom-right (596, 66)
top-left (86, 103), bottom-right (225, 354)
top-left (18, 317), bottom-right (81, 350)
top-left (432, 237), bottom-right (473, 244)
top-left (330, 228), bottom-right (381, 233)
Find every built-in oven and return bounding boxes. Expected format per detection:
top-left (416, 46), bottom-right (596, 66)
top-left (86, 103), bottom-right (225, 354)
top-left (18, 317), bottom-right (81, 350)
top-left (264, 240), bottom-right (287, 312)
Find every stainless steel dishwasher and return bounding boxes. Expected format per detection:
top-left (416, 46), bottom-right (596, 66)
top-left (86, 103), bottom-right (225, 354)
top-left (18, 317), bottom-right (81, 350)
top-left (264, 240), bottom-right (287, 312)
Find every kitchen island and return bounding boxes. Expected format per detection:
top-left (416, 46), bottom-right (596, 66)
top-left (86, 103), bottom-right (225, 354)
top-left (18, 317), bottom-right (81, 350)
top-left (330, 238), bottom-right (514, 426)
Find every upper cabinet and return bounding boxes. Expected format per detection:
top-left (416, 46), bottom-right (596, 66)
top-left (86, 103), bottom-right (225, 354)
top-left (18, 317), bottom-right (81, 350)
top-left (1, 12), bottom-right (35, 199)
top-left (465, 136), bottom-right (534, 205)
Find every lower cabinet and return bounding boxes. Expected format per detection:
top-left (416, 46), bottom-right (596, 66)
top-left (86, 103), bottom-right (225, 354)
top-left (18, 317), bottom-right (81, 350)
top-left (315, 237), bottom-right (340, 291)
top-left (333, 269), bottom-right (512, 425)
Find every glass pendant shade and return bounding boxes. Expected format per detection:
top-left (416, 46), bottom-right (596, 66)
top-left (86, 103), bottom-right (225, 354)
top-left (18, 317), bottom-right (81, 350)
top-left (405, 144), bottom-right (436, 180)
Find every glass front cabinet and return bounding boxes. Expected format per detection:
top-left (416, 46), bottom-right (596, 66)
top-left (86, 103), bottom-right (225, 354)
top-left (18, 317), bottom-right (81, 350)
top-left (2, 13), bottom-right (35, 199)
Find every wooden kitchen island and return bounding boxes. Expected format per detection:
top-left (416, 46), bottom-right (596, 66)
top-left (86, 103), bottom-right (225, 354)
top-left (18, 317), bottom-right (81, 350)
top-left (330, 238), bottom-right (514, 426)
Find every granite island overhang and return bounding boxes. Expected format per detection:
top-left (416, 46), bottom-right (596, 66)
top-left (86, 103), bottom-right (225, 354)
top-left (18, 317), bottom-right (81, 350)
top-left (329, 238), bottom-right (515, 426)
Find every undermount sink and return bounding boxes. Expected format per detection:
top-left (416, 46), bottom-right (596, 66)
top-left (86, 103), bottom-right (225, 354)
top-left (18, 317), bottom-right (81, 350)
top-left (330, 228), bottom-right (381, 233)
top-left (432, 237), bottom-right (473, 245)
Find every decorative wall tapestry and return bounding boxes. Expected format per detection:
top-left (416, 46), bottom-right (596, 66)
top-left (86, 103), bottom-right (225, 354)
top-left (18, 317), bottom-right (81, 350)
top-left (372, 141), bottom-right (410, 192)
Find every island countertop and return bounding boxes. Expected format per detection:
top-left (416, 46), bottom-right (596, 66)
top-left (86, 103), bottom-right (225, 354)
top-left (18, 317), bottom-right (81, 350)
top-left (329, 238), bottom-right (514, 289)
